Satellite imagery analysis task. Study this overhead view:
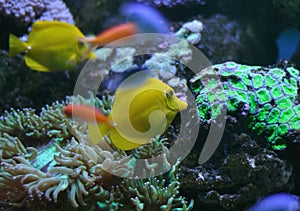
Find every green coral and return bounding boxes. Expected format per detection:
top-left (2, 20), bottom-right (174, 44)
top-left (190, 61), bottom-right (300, 150)
top-left (0, 94), bottom-right (192, 210)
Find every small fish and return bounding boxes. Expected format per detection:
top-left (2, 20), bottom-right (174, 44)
top-left (276, 27), bottom-right (300, 62)
top-left (9, 21), bottom-right (96, 72)
top-left (63, 104), bottom-right (113, 127)
top-left (79, 22), bottom-right (138, 48)
top-left (64, 78), bottom-right (187, 150)
top-left (247, 193), bottom-right (300, 211)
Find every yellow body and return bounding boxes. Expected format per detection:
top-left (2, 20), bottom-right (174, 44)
top-left (9, 21), bottom-right (95, 72)
top-left (88, 77), bottom-right (188, 150)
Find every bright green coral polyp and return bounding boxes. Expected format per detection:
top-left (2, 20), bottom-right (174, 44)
top-left (277, 98), bottom-right (293, 110)
top-left (265, 75), bottom-right (277, 88)
top-left (191, 61), bottom-right (300, 150)
top-left (271, 86), bottom-right (283, 99)
top-left (267, 108), bottom-right (280, 124)
top-left (252, 73), bottom-right (264, 89)
top-left (279, 109), bottom-right (295, 123)
top-left (257, 89), bottom-right (272, 104)
top-left (290, 116), bottom-right (300, 130)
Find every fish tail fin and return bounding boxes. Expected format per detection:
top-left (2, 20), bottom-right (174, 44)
top-left (8, 34), bottom-right (30, 57)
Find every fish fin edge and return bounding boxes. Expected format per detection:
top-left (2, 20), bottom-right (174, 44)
top-left (24, 56), bottom-right (51, 72)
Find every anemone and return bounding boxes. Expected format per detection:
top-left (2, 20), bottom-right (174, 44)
top-left (0, 94), bottom-right (193, 210)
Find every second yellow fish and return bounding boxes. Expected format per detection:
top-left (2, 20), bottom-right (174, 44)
top-left (88, 77), bottom-right (188, 150)
top-left (9, 21), bottom-right (96, 72)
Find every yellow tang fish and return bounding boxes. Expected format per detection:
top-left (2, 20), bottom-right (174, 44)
top-left (9, 21), bottom-right (96, 72)
top-left (64, 77), bottom-right (188, 150)
top-left (90, 77), bottom-right (188, 150)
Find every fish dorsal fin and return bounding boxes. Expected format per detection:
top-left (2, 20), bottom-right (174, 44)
top-left (31, 21), bottom-right (80, 32)
top-left (8, 34), bottom-right (29, 57)
top-left (24, 56), bottom-right (51, 72)
top-left (28, 21), bottom-right (85, 45)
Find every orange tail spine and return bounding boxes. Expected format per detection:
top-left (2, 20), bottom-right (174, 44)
top-left (63, 104), bottom-right (113, 127)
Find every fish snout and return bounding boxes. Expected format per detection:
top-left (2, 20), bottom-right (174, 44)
top-left (175, 97), bottom-right (188, 111)
top-left (174, 92), bottom-right (188, 111)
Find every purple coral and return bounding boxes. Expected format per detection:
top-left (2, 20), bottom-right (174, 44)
top-left (0, 0), bottom-right (45, 26)
top-left (37, 0), bottom-right (74, 25)
top-left (0, 0), bottom-right (74, 27)
top-left (0, 0), bottom-right (74, 43)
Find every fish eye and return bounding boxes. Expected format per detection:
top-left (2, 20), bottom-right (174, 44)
top-left (164, 90), bottom-right (174, 99)
top-left (78, 40), bottom-right (84, 47)
top-left (168, 90), bottom-right (174, 97)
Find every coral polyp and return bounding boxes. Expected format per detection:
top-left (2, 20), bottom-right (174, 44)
top-left (190, 61), bottom-right (300, 150)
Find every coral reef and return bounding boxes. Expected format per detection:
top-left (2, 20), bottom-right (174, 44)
top-left (91, 36), bottom-right (192, 96)
top-left (0, 34), bottom-right (191, 114)
top-left (179, 133), bottom-right (294, 210)
top-left (172, 14), bottom-right (272, 65)
top-left (175, 20), bottom-right (203, 45)
top-left (0, 94), bottom-right (193, 210)
top-left (190, 61), bottom-right (300, 150)
top-left (35, 0), bottom-right (74, 24)
top-left (177, 61), bottom-right (299, 210)
top-left (0, 0), bottom-right (45, 27)
top-left (168, 0), bottom-right (283, 65)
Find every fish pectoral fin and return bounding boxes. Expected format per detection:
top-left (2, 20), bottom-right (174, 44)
top-left (110, 128), bottom-right (148, 150)
top-left (9, 34), bottom-right (30, 57)
top-left (24, 56), bottom-right (51, 72)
